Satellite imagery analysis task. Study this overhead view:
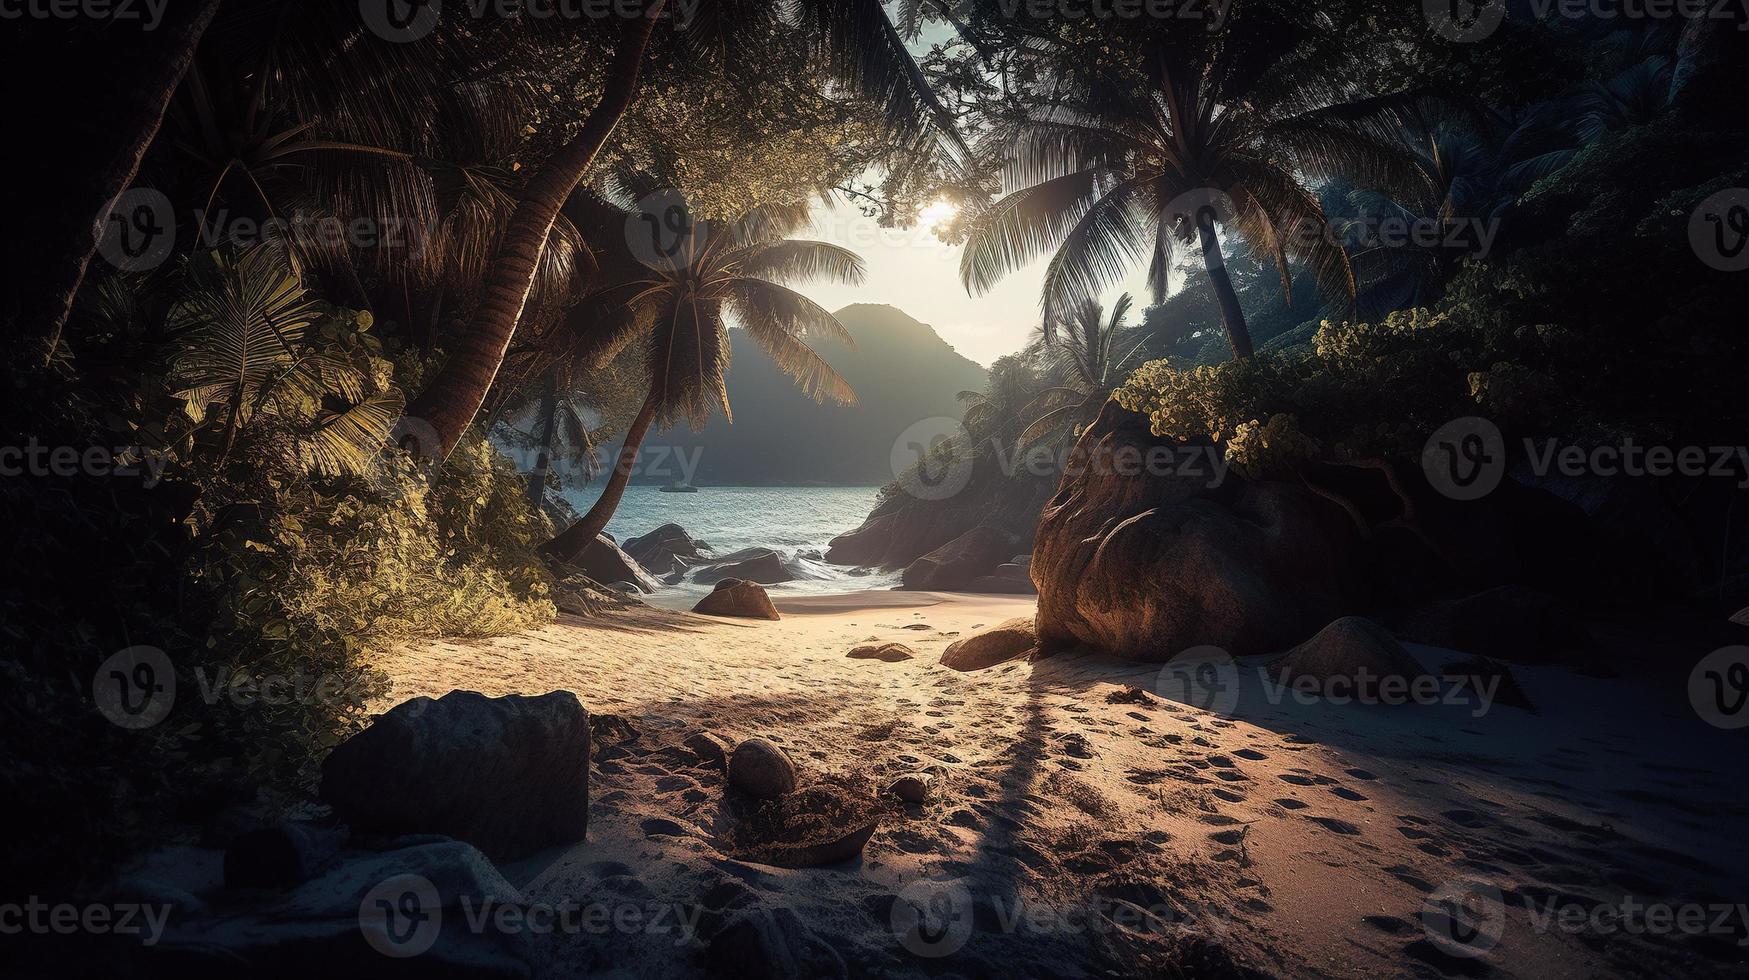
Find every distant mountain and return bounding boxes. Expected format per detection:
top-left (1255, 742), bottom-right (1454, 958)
top-left (628, 304), bottom-right (988, 486)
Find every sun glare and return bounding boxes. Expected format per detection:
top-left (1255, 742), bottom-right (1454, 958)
top-left (918, 198), bottom-right (958, 229)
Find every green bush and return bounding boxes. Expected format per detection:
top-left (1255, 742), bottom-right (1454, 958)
top-left (2, 247), bottom-right (557, 891)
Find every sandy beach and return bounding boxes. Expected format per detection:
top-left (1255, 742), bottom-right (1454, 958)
top-left (371, 592), bottom-right (1749, 979)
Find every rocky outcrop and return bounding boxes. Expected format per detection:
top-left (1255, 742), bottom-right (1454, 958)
top-left (692, 578), bottom-right (780, 620)
top-left (692, 547), bottom-right (794, 585)
top-left (940, 617), bottom-right (1036, 671)
top-left (825, 472), bottom-right (1057, 569)
top-left (567, 534), bottom-right (660, 593)
top-left (900, 525), bottom-right (1016, 591)
top-left (622, 523), bottom-right (705, 576)
top-left (1267, 616), bottom-right (1431, 700)
top-left (319, 690), bottom-right (590, 861)
top-left (1033, 403), bottom-right (1366, 661)
top-left (967, 557), bottom-right (1036, 594)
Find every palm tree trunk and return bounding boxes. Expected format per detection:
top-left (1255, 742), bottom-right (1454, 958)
top-left (405, 1), bottom-right (666, 459)
top-left (1197, 210), bottom-right (1255, 360)
top-left (8, 1), bottom-right (220, 364)
top-left (542, 387), bottom-right (661, 563)
top-left (526, 368), bottom-right (561, 509)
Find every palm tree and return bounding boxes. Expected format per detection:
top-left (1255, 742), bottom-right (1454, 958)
top-left (541, 199), bottom-right (865, 562)
top-left (13, 1), bottom-right (220, 366)
top-left (167, 243), bottom-right (403, 476)
top-left (959, 26), bottom-right (1426, 360)
top-left (1337, 105), bottom-right (1575, 314)
top-left (408, 0), bottom-right (966, 460)
top-left (1013, 294), bottom-right (1146, 447)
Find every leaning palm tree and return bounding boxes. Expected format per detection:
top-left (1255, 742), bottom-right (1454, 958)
top-left (1014, 294), bottom-right (1146, 447)
top-left (408, 0), bottom-right (966, 460)
top-left (959, 25), bottom-right (1427, 360)
top-left (542, 199), bottom-right (865, 562)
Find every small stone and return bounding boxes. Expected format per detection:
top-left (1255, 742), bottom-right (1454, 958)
top-left (889, 773), bottom-right (933, 804)
top-left (728, 737), bottom-right (798, 798)
top-left (686, 731), bottom-right (732, 769)
top-left (846, 642), bottom-right (915, 662)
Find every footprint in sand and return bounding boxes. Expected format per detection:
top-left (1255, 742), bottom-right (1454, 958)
top-left (1441, 808), bottom-right (1490, 829)
top-left (1273, 798), bottom-right (1309, 810)
top-left (1213, 788), bottom-right (1247, 803)
top-left (1307, 816), bottom-right (1362, 835)
top-left (1234, 748), bottom-right (1268, 761)
top-left (1345, 768), bottom-right (1377, 780)
top-left (1329, 786), bottom-right (1369, 802)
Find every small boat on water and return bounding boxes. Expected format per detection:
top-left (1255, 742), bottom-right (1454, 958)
top-left (659, 481), bottom-right (699, 493)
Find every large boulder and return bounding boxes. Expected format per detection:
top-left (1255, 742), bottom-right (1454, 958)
top-left (692, 578), bottom-right (780, 620)
top-left (1032, 402), bottom-right (1366, 661)
top-left (940, 617), bottom-right (1037, 671)
top-left (319, 691), bottom-right (590, 861)
top-left (900, 525), bottom-right (1016, 591)
top-left (692, 547), bottom-right (794, 585)
top-left (1267, 616), bottom-right (1432, 702)
top-left (622, 523), bottom-right (705, 576)
top-left (567, 534), bottom-right (660, 593)
top-left (148, 839), bottom-right (530, 978)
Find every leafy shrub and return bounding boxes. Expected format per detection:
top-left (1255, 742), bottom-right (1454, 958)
top-left (2, 246), bottom-right (556, 891)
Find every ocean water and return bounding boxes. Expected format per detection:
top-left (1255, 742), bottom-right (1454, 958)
top-left (560, 485), bottom-right (901, 597)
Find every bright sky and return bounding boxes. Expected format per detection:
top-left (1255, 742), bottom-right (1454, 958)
top-left (802, 196), bottom-right (1160, 368)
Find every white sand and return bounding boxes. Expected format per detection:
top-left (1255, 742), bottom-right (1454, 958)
top-left (378, 594), bottom-right (1749, 978)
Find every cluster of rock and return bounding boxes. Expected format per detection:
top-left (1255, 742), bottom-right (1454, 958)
top-left (141, 683), bottom-right (949, 974)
